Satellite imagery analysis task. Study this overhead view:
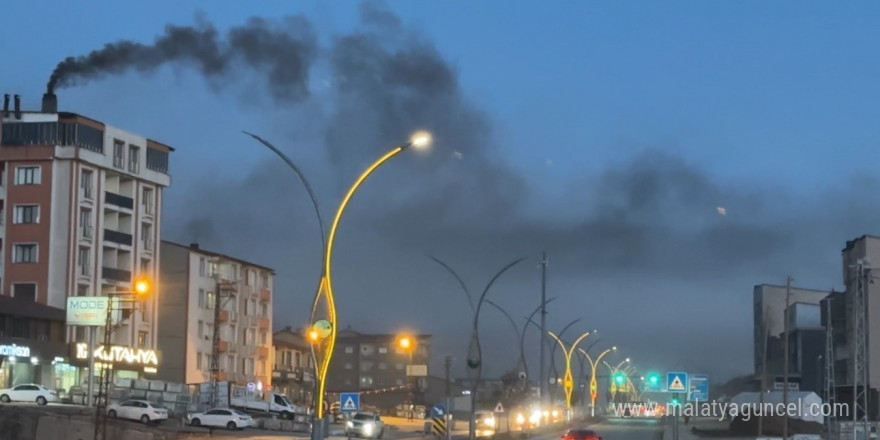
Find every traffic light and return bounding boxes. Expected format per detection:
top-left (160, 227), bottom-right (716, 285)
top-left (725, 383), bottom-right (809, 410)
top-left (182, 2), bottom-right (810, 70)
top-left (648, 373), bottom-right (660, 386)
top-left (614, 372), bottom-right (625, 385)
top-left (670, 397), bottom-right (680, 405)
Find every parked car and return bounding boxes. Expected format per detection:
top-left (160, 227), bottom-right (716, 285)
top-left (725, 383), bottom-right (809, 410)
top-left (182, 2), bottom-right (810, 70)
top-left (187, 408), bottom-right (255, 430)
top-left (475, 410), bottom-right (497, 429)
top-left (107, 399), bottom-right (169, 424)
top-left (562, 428), bottom-right (603, 440)
top-left (0, 384), bottom-right (59, 405)
top-left (345, 412), bottom-right (385, 439)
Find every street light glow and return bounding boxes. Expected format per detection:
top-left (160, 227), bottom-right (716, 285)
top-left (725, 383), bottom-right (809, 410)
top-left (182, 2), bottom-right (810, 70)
top-left (134, 278), bottom-right (151, 295)
top-left (410, 131), bottom-right (432, 149)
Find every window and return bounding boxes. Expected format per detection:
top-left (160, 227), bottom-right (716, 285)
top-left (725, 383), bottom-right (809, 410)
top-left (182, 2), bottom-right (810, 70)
top-left (140, 259), bottom-right (150, 274)
top-left (261, 303), bottom-right (268, 317)
top-left (379, 363), bottom-right (387, 370)
top-left (345, 346), bottom-right (354, 354)
top-left (142, 187), bottom-right (154, 215)
top-left (15, 166), bottom-right (40, 185)
top-left (128, 145), bottom-right (139, 173)
top-left (227, 355), bottom-right (236, 373)
top-left (294, 352), bottom-right (301, 368)
top-left (13, 243), bottom-right (37, 263)
top-left (258, 360), bottom-right (266, 376)
top-left (199, 257), bottom-right (206, 277)
top-left (248, 299), bottom-right (257, 316)
top-left (196, 352), bottom-right (203, 370)
top-left (246, 328), bottom-right (255, 345)
top-left (12, 283), bottom-right (36, 302)
top-left (260, 331), bottom-right (268, 346)
top-left (13, 205), bottom-right (39, 224)
top-left (247, 270), bottom-right (255, 286)
top-left (81, 170), bottom-right (93, 199)
top-left (78, 247), bottom-right (90, 276)
top-left (141, 223), bottom-right (153, 249)
top-left (138, 331), bottom-right (147, 348)
top-left (80, 208), bottom-right (92, 238)
top-left (261, 272), bottom-right (269, 288)
top-left (198, 320), bottom-right (204, 338)
top-left (345, 363), bottom-right (353, 370)
top-left (244, 358), bottom-right (254, 375)
top-left (379, 347), bottom-right (388, 354)
top-left (206, 291), bottom-right (216, 310)
top-left (198, 289), bottom-right (205, 308)
top-left (113, 140), bottom-right (125, 169)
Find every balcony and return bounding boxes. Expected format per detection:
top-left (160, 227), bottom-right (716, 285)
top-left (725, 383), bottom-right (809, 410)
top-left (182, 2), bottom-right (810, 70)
top-left (218, 341), bottom-right (228, 353)
top-left (102, 266), bottom-right (131, 282)
top-left (103, 229), bottom-right (132, 246)
top-left (258, 317), bottom-right (270, 330)
top-left (259, 289), bottom-right (271, 302)
top-left (259, 346), bottom-right (269, 358)
top-left (218, 309), bottom-right (229, 322)
top-left (105, 191), bottom-right (134, 209)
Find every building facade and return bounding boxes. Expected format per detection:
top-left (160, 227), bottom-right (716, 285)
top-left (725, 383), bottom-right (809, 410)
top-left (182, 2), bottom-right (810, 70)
top-left (326, 327), bottom-right (432, 410)
top-left (0, 295), bottom-right (69, 390)
top-left (157, 241), bottom-right (273, 388)
top-left (273, 327), bottom-right (314, 405)
top-left (753, 284), bottom-right (830, 379)
top-left (0, 93), bottom-right (171, 388)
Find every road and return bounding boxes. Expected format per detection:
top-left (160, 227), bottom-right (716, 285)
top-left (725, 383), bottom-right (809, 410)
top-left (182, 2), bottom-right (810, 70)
top-left (173, 417), bottom-right (664, 440)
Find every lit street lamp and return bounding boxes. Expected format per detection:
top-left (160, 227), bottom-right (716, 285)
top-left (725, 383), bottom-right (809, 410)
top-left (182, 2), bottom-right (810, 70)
top-left (546, 331), bottom-right (593, 414)
top-left (246, 130), bottom-right (431, 440)
top-left (577, 346), bottom-right (617, 417)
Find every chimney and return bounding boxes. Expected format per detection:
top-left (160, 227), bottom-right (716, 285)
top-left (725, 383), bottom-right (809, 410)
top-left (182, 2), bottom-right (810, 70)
top-left (190, 243), bottom-right (199, 250)
top-left (13, 94), bottom-right (21, 119)
top-left (2, 94), bottom-right (9, 117)
top-left (41, 92), bottom-right (57, 113)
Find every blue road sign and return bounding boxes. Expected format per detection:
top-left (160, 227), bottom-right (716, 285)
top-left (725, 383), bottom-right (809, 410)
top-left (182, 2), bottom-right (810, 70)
top-left (688, 374), bottom-right (709, 401)
top-left (340, 392), bottom-right (360, 413)
top-left (246, 382), bottom-right (256, 392)
top-left (666, 372), bottom-right (688, 393)
top-left (431, 404), bottom-right (446, 418)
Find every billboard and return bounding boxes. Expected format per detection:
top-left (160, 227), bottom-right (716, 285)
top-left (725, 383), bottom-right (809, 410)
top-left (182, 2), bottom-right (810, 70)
top-left (66, 296), bottom-right (110, 326)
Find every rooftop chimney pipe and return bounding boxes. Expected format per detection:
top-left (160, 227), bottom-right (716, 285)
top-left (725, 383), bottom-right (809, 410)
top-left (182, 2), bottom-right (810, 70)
top-left (13, 94), bottom-right (21, 119)
top-left (41, 92), bottom-right (57, 113)
top-left (2, 94), bottom-right (8, 117)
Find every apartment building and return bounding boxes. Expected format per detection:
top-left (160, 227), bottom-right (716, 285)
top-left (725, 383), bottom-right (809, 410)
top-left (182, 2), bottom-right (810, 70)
top-left (326, 327), bottom-right (432, 410)
top-left (273, 327), bottom-right (314, 405)
top-left (157, 241), bottom-right (273, 387)
top-left (0, 93), bottom-right (170, 386)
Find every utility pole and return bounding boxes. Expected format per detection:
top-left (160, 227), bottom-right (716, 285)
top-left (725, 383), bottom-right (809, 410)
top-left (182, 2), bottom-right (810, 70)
top-left (783, 276), bottom-right (792, 440)
top-left (758, 309), bottom-right (770, 437)
top-left (540, 252), bottom-right (548, 407)
top-left (445, 355), bottom-right (452, 440)
top-left (853, 260), bottom-right (870, 440)
top-left (209, 261), bottom-right (237, 409)
top-left (824, 296), bottom-right (837, 438)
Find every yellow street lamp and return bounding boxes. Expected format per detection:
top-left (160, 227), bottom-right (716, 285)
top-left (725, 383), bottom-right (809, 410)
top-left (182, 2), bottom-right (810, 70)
top-left (578, 346), bottom-right (617, 417)
top-left (547, 331), bottom-right (593, 412)
top-left (310, 131), bottom-right (432, 424)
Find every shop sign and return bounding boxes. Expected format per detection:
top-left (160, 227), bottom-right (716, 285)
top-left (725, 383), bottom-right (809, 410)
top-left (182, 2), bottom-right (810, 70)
top-left (0, 344), bottom-right (30, 357)
top-left (66, 297), bottom-right (110, 326)
top-left (75, 343), bottom-right (158, 366)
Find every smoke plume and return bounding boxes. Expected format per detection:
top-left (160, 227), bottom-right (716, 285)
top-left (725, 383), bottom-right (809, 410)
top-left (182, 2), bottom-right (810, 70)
top-left (46, 15), bottom-right (316, 102)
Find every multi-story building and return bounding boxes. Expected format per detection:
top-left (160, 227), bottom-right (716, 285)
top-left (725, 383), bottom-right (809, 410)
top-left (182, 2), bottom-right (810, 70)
top-left (326, 327), bottom-right (432, 410)
top-left (273, 326), bottom-right (314, 405)
top-left (753, 284), bottom-right (830, 380)
top-left (0, 93), bottom-right (171, 387)
top-left (157, 241), bottom-right (273, 387)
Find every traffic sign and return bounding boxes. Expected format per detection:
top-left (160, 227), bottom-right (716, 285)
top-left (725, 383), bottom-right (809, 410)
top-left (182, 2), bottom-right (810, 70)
top-left (494, 402), bottom-right (504, 413)
top-left (246, 382), bottom-right (256, 392)
top-left (432, 417), bottom-right (447, 435)
top-left (340, 392), bottom-right (360, 413)
top-left (666, 372), bottom-right (688, 392)
top-left (431, 404), bottom-right (446, 418)
top-left (688, 374), bottom-right (709, 401)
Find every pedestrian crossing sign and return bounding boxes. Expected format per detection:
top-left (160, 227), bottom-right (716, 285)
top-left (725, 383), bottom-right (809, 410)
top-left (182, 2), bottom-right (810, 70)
top-left (666, 372), bottom-right (688, 392)
top-left (340, 392), bottom-right (360, 413)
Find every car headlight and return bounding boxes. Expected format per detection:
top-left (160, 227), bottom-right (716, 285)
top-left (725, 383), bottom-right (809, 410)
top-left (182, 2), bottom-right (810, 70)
top-left (347, 421), bottom-right (353, 428)
top-left (364, 423), bottom-right (374, 433)
top-left (515, 413), bottom-right (525, 425)
top-left (484, 417), bottom-right (495, 427)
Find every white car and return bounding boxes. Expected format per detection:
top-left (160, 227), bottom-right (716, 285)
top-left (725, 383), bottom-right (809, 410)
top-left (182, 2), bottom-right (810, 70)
top-left (107, 399), bottom-right (169, 424)
top-left (187, 408), bottom-right (255, 430)
top-left (0, 383), bottom-right (59, 405)
top-left (346, 412), bottom-right (385, 439)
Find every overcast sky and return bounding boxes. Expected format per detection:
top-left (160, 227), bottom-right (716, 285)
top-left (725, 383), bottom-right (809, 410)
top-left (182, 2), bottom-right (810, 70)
top-left (3, 1), bottom-right (880, 384)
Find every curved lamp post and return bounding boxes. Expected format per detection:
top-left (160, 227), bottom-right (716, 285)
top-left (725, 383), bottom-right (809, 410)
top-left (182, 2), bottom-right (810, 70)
top-left (546, 331), bottom-right (593, 414)
top-left (604, 358), bottom-right (631, 405)
top-left (429, 256), bottom-right (526, 440)
top-left (578, 346), bottom-right (617, 416)
top-left (518, 298), bottom-right (557, 391)
top-left (246, 130), bottom-right (431, 439)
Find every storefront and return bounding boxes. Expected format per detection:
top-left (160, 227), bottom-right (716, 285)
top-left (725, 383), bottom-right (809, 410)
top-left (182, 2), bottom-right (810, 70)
top-left (0, 296), bottom-right (72, 392)
top-left (68, 342), bottom-right (161, 387)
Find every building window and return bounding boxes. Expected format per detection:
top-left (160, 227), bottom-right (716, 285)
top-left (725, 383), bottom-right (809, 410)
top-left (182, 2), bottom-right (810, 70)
top-left (260, 331), bottom-right (268, 346)
top-left (295, 352), bottom-right (302, 368)
top-left (345, 363), bottom-right (353, 370)
top-left (81, 170), bottom-right (93, 199)
top-left (142, 187), bottom-right (154, 215)
top-left (138, 331), bottom-right (148, 348)
top-left (258, 360), bottom-right (266, 376)
top-left (13, 243), bottom-right (37, 263)
top-left (248, 300), bottom-right (256, 316)
top-left (246, 328), bottom-right (255, 345)
top-left (261, 272), bottom-right (269, 288)
top-left (198, 289), bottom-right (205, 308)
top-left (247, 270), bottom-right (255, 286)
top-left (141, 223), bottom-right (153, 249)
top-left (244, 358), bottom-right (255, 375)
top-left (379, 363), bottom-right (387, 370)
top-left (78, 247), bottom-right (90, 276)
top-left (128, 145), bottom-right (140, 173)
top-left (227, 355), bottom-right (236, 373)
top-left (80, 208), bottom-right (92, 238)
top-left (196, 352), bottom-right (203, 370)
top-left (15, 166), bottom-right (40, 185)
top-left (113, 140), bottom-right (125, 169)
top-left (198, 320), bottom-right (204, 338)
top-left (378, 347), bottom-right (388, 354)
top-left (140, 259), bottom-right (150, 274)
top-left (12, 283), bottom-right (36, 301)
top-left (260, 303), bottom-right (268, 317)
top-left (345, 346), bottom-right (354, 354)
top-left (395, 363), bottom-right (404, 370)
top-left (199, 258), bottom-right (206, 277)
top-left (13, 205), bottom-right (39, 224)
top-left (206, 291), bottom-right (216, 310)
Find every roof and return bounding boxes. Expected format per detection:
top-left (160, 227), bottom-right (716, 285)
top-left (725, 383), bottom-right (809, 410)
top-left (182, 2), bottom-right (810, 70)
top-left (754, 284), bottom-right (833, 294)
top-left (843, 234), bottom-right (880, 252)
top-left (0, 296), bottom-right (65, 321)
top-left (162, 240), bottom-right (275, 273)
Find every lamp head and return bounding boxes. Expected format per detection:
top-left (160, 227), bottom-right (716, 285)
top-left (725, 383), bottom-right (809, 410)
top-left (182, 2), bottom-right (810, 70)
top-left (612, 346), bottom-right (617, 350)
top-left (134, 278), bottom-right (151, 296)
top-left (409, 131), bottom-right (432, 149)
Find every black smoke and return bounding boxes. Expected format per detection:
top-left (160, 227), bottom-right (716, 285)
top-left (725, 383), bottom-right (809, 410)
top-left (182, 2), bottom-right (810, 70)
top-left (46, 14), bottom-right (316, 103)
